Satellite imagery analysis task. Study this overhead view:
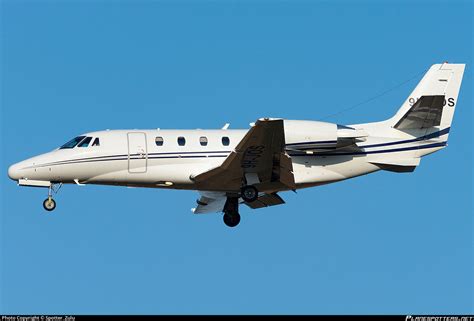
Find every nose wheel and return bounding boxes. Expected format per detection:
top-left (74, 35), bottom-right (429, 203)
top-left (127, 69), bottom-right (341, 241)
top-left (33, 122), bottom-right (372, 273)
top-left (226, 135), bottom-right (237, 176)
top-left (43, 197), bottom-right (56, 211)
top-left (42, 183), bottom-right (61, 212)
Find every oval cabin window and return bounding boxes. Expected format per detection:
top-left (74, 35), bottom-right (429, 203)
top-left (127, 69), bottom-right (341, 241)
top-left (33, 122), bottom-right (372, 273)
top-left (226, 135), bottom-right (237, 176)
top-left (222, 136), bottom-right (230, 146)
top-left (155, 137), bottom-right (164, 146)
top-left (200, 137), bottom-right (208, 146)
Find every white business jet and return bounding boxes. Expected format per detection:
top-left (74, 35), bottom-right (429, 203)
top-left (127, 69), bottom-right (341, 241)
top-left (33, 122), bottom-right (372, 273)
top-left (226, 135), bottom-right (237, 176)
top-left (8, 63), bottom-right (465, 227)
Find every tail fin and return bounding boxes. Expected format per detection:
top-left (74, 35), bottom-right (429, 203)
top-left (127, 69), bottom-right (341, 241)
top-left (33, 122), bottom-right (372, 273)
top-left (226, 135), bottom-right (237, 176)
top-left (389, 63), bottom-right (465, 139)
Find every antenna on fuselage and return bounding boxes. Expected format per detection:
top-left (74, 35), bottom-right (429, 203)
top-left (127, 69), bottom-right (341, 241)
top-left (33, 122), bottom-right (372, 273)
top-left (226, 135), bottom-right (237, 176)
top-left (222, 123), bottom-right (230, 130)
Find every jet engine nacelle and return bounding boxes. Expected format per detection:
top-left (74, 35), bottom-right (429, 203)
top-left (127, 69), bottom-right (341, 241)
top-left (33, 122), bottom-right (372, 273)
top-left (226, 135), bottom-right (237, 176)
top-left (283, 120), bottom-right (367, 151)
top-left (284, 120), bottom-right (337, 150)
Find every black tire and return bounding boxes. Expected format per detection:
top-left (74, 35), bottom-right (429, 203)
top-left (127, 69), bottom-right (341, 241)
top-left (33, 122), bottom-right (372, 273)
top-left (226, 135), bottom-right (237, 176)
top-left (43, 198), bottom-right (56, 211)
top-left (223, 212), bottom-right (241, 227)
top-left (241, 185), bottom-right (258, 203)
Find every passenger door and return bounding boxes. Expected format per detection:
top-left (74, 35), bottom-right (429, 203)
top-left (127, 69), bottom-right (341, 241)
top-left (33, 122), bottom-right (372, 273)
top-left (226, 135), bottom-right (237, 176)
top-left (127, 132), bottom-right (148, 173)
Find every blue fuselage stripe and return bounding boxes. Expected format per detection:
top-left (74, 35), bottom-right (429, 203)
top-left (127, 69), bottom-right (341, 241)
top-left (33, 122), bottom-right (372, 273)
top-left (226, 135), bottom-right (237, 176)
top-left (289, 142), bottom-right (446, 157)
top-left (358, 127), bottom-right (450, 149)
top-left (286, 140), bottom-right (337, 146)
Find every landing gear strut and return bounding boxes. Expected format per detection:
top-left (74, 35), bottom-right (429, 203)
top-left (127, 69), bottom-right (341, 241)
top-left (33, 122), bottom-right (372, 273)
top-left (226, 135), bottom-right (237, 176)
top-left (223, 196), bottom-right (241, 227)
top-left (42, 183), bottom-right (61, 212)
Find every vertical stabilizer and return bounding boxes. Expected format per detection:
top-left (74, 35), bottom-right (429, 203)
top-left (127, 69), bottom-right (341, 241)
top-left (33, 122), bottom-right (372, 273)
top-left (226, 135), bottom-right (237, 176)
top-left (389, 63), bottom-right (465, 141)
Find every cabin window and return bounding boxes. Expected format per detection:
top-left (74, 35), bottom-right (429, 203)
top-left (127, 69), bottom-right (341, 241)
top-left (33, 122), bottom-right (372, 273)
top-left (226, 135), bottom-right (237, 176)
top-left (59, 136), bottom-right (86, 149)
top-left (199, 136), bottom-right (208, 146)
top-left (177, 136), bottom-right (186, 146)
top-left (92, 137), bottom-right (100, 146)
top-left (222, 136), bottom-right (230, 146)
top-left (78, 137), bottom-right (93, 147)
top-left (155, 136), bottom-right (164, 146)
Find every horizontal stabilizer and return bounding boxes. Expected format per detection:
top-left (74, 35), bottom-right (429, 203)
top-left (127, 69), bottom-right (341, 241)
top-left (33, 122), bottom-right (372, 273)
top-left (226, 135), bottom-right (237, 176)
top-left (370, 158), bottom-right (420, 173)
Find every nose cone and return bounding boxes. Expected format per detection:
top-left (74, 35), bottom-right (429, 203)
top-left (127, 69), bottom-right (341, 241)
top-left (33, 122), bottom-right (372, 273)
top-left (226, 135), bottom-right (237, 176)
top-left (8, 162), bottom-right (22, 181)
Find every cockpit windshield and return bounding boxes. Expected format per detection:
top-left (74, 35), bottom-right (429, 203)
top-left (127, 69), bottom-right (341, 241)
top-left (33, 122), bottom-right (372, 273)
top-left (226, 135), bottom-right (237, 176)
top-left (60, 136), bottom-right (86, 149)
top-left (78, 137), bottom-right (93, 147)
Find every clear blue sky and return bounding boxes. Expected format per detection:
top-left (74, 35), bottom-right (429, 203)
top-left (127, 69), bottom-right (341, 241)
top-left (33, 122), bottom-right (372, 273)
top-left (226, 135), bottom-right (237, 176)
top-left (1, 0), bottom-right (472, 315)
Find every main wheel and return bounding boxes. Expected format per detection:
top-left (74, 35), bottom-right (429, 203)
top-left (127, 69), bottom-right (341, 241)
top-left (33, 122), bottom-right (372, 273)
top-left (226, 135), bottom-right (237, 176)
top-left (43, 198), bottom-right (56, 211)
top-left (223, 212), bottom-right (241, 227)
top-left (241, 185), bottom-right (258, 202)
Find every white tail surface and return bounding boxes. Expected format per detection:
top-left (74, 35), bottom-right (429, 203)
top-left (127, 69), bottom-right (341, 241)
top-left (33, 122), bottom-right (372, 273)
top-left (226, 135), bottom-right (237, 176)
top-left (389, 63), bottom-right (465, 138)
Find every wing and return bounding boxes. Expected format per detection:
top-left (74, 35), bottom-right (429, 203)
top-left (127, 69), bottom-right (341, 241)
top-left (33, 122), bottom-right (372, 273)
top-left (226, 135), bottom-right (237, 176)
top-left (193, 118), bottom-right (296, 193)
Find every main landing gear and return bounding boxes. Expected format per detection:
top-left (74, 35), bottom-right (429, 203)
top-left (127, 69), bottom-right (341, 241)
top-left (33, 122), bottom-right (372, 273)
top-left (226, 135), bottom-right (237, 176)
top-left (222, 185), bottom-right (259, 227)
top-left (241, 185), bottom-right (258, 203)
top-left (42, 183), bottom-right (62, 212)
top-left (223, 197), bottom-right (241, 228)
top-left (223, 210), bottom-right (240, 227)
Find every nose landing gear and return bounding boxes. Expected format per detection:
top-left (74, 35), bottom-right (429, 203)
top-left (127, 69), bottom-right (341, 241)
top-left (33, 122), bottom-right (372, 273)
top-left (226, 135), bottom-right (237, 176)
top-left (42, 183), bottom-right (62, 212)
